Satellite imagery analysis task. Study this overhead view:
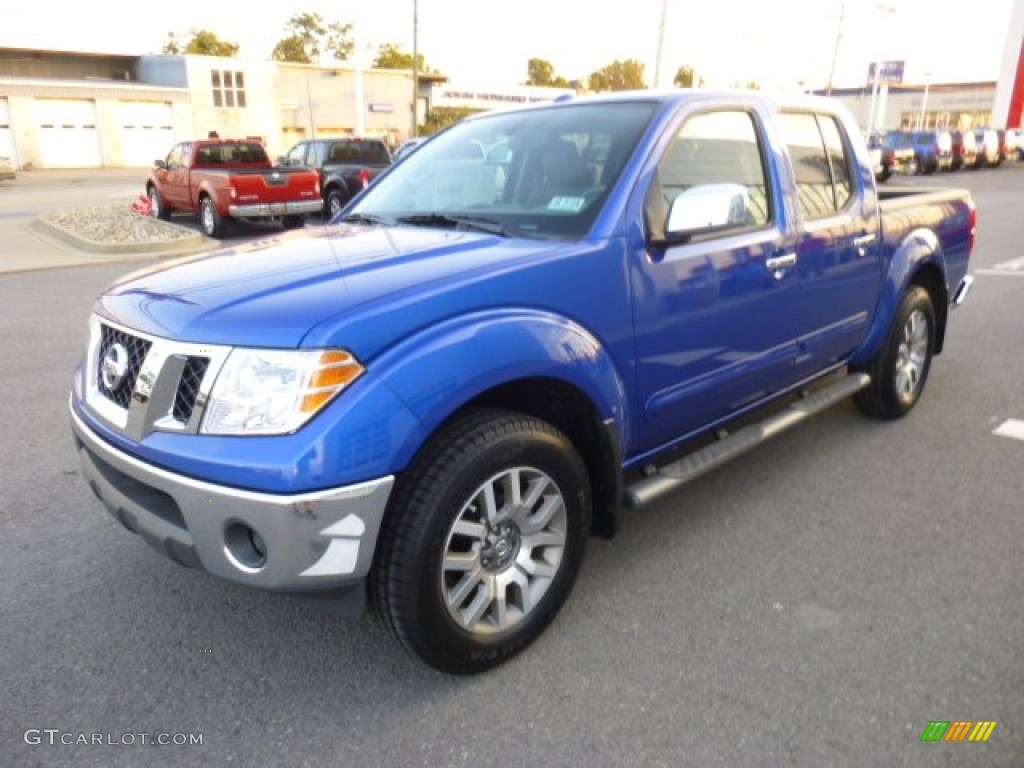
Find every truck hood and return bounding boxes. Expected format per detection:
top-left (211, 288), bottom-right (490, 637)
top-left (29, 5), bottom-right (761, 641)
top-left (96, 225), bottom-right (565, 355)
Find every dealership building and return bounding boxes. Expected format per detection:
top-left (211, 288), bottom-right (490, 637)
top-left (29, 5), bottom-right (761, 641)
top-left (0, 47), bottom-right (437, 169)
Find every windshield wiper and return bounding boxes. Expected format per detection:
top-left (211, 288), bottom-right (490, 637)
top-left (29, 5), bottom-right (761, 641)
top-left (338, 213), bottom-right (388, 226)
top-left (395, 214), bottom-right (509, 237)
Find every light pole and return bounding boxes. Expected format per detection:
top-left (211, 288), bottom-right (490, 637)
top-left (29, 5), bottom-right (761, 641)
top-left (919, 72), bottom-right (932, 130)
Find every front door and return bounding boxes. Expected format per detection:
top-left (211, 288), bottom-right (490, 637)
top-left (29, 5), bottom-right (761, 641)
top-left (629, 107), bottom-right (811, 452)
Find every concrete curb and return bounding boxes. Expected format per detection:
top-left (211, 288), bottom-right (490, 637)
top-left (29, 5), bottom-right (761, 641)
top-left (34, 216), bottom-right (213, 258)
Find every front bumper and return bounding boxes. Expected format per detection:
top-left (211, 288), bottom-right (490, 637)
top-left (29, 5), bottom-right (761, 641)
top-left (228, 200), bottom-right (321, 219)
top-left (71, 402), bottom-right (393, 597)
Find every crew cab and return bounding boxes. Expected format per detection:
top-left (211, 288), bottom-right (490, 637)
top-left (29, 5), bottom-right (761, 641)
top-left (147, 140), bottom-right (321, 237)
top-left (72, 91), bottom-right (974, 674)
top-left (281, 137), bottom-right (392, 219)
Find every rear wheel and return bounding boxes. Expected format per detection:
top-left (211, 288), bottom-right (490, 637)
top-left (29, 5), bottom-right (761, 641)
top-left (199, 197), bottom-right (223, 238)
top-left (325, 189), bottom-right (347, 220)
top-left (372, 409), bottom-right (591, 674)
top-left (854, 286), bottom-right (935, 419)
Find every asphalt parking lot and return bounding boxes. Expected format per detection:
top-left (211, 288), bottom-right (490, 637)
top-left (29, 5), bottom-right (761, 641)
top-left (1, 166), bottom-right (1022, 767)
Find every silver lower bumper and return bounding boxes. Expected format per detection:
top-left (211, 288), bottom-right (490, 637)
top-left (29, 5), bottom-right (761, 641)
top-left (228, 200), bottom-right (321, 219)
top-left (70, 403), bottom-right (393, 594)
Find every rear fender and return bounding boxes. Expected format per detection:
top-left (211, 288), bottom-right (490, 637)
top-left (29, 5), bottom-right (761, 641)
top-left (370, 308), bottom-right (629, 470)
top-left (850, 227), bottom-right (947, 365)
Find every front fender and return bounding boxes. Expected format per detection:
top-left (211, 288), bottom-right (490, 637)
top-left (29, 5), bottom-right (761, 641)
top-left (850, 227), bottom-right (947, 365)
top-left (371, 308), bottom-right (629, 470)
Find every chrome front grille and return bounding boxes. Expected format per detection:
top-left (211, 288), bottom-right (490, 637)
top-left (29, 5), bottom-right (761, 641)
top-left (97, 326), bottom-right (152, 408)
top-left (84, 316), bottom-right (232, 440)
top-left (173, 357), bottom-right (210, 423)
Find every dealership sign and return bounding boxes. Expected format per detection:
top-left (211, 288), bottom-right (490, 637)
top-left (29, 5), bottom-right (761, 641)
top-left (867, 60), bottom-right (905, 85)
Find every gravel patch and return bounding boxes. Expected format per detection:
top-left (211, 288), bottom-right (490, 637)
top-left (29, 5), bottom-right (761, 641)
top-left (41, 205), bottom-right (195, 245)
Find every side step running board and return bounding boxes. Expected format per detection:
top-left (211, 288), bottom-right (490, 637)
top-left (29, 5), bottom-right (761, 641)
top-left (623, 373), bottom-right (870, 510)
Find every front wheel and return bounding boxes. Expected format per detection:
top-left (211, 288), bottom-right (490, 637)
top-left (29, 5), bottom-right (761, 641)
top-left (148, 185), bottom-right (170, 220)
top-left (372, 409), bottom-right (591, 674)
top-left (854, 286), bottom-right (935, 419)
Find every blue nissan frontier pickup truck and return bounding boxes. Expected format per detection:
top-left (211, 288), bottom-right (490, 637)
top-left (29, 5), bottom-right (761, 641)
top-left (70, 91), bottom-right (975, 673)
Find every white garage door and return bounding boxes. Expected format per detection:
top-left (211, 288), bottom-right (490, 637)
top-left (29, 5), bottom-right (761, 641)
top-left (36, 99), bottom-right (103, 168)
top-left (0, 98), bottom-right (15, 166)
top-left (119, 101), bottom-right (175, 167)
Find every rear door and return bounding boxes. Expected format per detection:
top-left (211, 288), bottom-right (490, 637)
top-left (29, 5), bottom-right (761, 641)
top-left (630, 106), bottom-right (814, 448)
top-left (775, 111), bottom-right (882, 367)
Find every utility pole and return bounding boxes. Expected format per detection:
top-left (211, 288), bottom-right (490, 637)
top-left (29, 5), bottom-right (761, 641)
top-left (412, 0), bottom-right (419, 137)
top-left (654, 0), bottom-right (668, 89)
top-left (826, 0), bottom-right (846, 96)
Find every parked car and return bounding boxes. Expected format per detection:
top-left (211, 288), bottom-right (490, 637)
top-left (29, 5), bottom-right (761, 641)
top-left (282, 137), bottom-right (392, 219)
top-left (394, 136), bottom-right (428, 162)
top-left (950, 130), bottom-right (978, 171)
top-left (0, 156), bottom-right (15, 181)
top-left (879, 131), bottom-right (916, 177)
top-left (71, 91), bottom-right (975, 674)
top-left (147, 140), bottom-right (321, 237)
top-left (912, 130), bottom-right (953, 174)
top-left (1006, 128), bottom-right (1024, 160)
top-left (974, 129), bottom-right (1001, 168)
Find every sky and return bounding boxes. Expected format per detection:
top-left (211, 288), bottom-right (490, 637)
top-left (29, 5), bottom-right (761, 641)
top-left (0, 0), bottom-right (1017, 91)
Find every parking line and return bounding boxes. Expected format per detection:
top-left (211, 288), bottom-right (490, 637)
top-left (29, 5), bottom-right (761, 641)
top-left (975, 270), bottom-right (1024, 277)
top-left (993, 419), bottom-right (1024, 441)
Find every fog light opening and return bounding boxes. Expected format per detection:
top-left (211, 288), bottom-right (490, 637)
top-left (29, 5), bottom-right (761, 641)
top-left (223, 521), bottom-right (268, 573)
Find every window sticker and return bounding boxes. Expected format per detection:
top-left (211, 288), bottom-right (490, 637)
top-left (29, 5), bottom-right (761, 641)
top-left (547, 196), bottom-right (586, 212)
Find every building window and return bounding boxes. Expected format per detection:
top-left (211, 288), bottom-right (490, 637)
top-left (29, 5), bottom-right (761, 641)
top-left (211, 71), bottom-right (246, 108)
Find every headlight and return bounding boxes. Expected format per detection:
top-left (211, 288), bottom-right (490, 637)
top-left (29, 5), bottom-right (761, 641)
top-left (201, 348), bottom-right (364, 435)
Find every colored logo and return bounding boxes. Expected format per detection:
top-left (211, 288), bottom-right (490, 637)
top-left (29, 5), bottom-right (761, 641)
top-left (920, 721), bottom-right (997, 742)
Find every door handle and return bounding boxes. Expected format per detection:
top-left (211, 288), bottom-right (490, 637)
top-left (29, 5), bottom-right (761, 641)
top-left (853, 234), bottom-right (877, 247)
top-left (765, 253), bottom-right (797, 271)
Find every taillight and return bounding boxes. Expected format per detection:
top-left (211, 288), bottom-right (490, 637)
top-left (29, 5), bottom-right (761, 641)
top-left (967, 198), bottom-right (977, 254)
top-left (358, 168), bottom-right (370, 188)
top-left (229, 186), bottom-right (237, 201)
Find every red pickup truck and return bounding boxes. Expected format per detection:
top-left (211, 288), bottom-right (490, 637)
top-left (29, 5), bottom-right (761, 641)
top-left (146, 140), bottom-right (321, 237)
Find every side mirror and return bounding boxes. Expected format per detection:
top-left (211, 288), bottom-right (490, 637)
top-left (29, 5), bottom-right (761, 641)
top-left (277, 156), bottom-right (288, 166)
top-left (154, 159), bottom-right (167, 170)
top-left (666, 183), bottom-right (749, 235)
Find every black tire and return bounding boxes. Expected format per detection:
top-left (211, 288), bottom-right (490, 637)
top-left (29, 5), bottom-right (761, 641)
top-left (854, 286), bottom-right (935, 419)
top-left (282, 215), bottom-right (305, 230)
top-left (148, 184), bottom-right (170, 220)
top-left (372, 408), bottom-right (591, 674)
top-left (876, 169), bottom-right (891, 183)
top-left (324, 189), bottom-right (347, 220)
top-left (199, 196), bottom-right (223, 238)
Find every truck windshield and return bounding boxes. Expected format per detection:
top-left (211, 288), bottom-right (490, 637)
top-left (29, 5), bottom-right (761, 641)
top-left (346, 101), bottom-right (658, 239)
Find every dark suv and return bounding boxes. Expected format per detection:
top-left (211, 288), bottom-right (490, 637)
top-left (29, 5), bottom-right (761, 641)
top-left (282, 138), bottom-right (393, 218)
top-left (912, 130), bottom-right (953, 174)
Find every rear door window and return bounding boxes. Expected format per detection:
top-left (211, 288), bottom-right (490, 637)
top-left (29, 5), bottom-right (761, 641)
top-left (778, 112), bottom-right (855, 219)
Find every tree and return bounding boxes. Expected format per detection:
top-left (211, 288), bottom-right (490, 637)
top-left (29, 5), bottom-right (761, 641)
top-left (526, 58), bottom-right (570, 88)
top-left (374, 43), bottom-right (427, 72)
top-left (673, 65), bottom-right (704, 88)
top-left (271, 13), bottom-right (353, 64)
top-left (161, 29), bottom-right (239, 57)
top-left (420, 107), bottom-right (476, 136)
top-left (587, 59), bottom-right (646, 92)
